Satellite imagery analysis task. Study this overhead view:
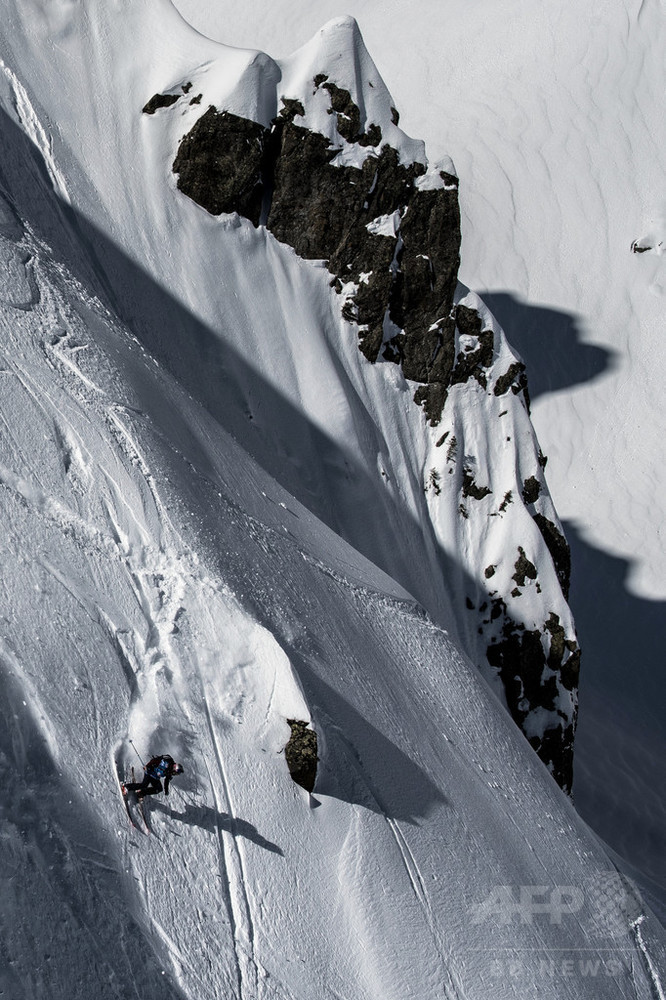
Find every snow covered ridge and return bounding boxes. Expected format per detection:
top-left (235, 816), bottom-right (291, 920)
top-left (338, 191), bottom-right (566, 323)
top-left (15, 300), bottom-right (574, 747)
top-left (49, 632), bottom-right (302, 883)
top-left (143, 16), bottom-right (580, 790)
top-left (149, 17), bottom-right (461, 421)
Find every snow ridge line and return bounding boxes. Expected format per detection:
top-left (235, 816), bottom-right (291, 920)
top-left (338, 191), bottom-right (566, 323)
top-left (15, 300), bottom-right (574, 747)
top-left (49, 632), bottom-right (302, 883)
top-left (0, 58), bottom-right (70, 204)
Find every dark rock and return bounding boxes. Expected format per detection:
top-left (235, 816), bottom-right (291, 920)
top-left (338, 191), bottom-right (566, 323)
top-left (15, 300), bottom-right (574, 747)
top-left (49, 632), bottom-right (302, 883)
top-left (450, 307), bottom-right (494, 390)
top-left (315, 78), bottom-right (382, 146)
top-left (486, 622), bottom-right (576, 792)
top-left (142, 93), bottom-right (180, 114)
top-left (360, 122), bottom-right (383, 147)
top-left (279, 98), bottom-right (305, 122)
top-left (321, 81), bottom-right (363, 142)
top-left (284, 719), bottom-right (319, 793)
top-left (522, 475), bottom-right (541, 504)
top-left (172, 107), bottom-right (269, 225)
top-left (494, 360), bottom-right (531, 412)
top-left (512, 546), bottom-right (538, 587)
top-left (462, 468), bottom-right (492, 500)
top-left (532, 513), bottom-right (571, 599)
top-left (498, 490), bottom-right (513, 513)
top-left (170, 79), bottom-right (460, 422)
top-left (490, 597), bottom-right (506, 621)
top-left (426, 468), bottom-right (442, 495)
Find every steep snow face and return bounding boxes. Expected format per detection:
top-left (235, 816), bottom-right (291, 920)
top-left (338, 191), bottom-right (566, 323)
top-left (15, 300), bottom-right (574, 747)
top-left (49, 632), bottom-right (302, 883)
top-left (0, 2), bottom-right (664, 997)
top-left (0, 0), bottom-right (583, 791)
top-left (0, 89), bottom-right (665, 1000)
top-left (168, 0), bottom-right (666, 889)
top-left (147, 13), bottom-right (579, 785)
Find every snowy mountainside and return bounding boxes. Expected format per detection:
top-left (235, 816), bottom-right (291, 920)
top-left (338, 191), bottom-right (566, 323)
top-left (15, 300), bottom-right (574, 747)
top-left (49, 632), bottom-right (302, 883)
top-left (0, 1), bottom-right (664, 997)
top-left (0, 0), bottom-right (579, 788)
top-left (0, 95), bottom-right (665, 1000)
top-left (171, 0), bottom-right (666, 891)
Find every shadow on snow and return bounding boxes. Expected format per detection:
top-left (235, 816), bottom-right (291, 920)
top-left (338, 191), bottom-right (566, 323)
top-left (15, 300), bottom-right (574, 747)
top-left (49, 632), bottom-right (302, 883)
top-left (149, 800), bottom-right (284, 855)
top-left (481, 290), bottom-right (616, 400)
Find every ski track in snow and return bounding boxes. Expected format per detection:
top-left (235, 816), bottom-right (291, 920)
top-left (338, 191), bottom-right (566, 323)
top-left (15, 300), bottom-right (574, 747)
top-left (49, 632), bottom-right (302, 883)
top-left (201, 691), bottom-right (261, 1000)
top-left (0, 233), bottom-right (248, 995)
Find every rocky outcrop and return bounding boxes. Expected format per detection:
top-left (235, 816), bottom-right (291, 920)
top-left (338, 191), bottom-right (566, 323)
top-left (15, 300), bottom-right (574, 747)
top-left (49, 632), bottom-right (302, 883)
top-left (532, 513), bottom-right (572, 600)
top-left (284, 720), bottom-right (319, 793)
top-left (170, 80), bottom-right (461, 424)
top-left (172, 107), bottom-right (268, 225)
top-left (486, 610), bottom-right (580, 790)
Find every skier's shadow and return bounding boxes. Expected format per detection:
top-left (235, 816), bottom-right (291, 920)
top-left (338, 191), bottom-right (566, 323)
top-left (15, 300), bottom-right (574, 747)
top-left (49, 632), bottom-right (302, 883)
top-left (150, 800), bottom-right (284, 855)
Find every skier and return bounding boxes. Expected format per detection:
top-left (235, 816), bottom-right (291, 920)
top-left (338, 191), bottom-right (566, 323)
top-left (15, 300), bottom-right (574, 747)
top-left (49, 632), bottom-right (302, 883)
top-left (125, 754), bottom-right (184, 800)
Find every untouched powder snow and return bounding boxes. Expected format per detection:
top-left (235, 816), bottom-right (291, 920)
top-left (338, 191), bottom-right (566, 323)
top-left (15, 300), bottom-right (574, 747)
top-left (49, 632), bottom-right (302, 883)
top-left (0, 1), bottom-right (664, 997)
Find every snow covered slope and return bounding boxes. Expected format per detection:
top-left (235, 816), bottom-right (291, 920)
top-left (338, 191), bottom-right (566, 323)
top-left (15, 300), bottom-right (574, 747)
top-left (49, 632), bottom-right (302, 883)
top-left (172, 0), bottom-right (666, 895)
top-left (0, 95), bottom-right (665, 1000)
top-left (0, 1), bottom-right (664, 997)
top-left (0, 0), bottom-right (583, 792)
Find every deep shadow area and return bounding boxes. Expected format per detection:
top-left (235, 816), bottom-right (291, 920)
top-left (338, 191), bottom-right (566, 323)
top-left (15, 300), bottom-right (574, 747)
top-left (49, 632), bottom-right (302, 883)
top-left (0, 103), bottom-right (454, 628)
top-left (149, 800), bottom-right (284, 854)
top-left (289, 653), bottom-right (449, 823)
top-left (481, 291), bottom-right (616, 400)
top-left (566, 521), bottom-right (666, 889)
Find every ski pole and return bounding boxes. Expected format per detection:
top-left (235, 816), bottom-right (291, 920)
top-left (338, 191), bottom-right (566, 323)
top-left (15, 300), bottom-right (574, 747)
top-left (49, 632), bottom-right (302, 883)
top-left (129, 739), bottom-right (146, 768)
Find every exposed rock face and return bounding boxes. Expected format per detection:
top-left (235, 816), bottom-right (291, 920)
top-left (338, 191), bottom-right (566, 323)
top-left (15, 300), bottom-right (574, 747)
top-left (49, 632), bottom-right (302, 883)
top-left (142, 92), bottom-right (180, 115)
top-left (532, 513), bottom-right (572, 600)
top-left (173, 107), bottom-right (268, 225)
top-left (150, 52), bottom-right (580, 793)
top-left (486, 608), bottom-right (580, 789)
top-left (170, 81), bottom-right (461, 424)
top-left (284, 720), bottom-right (319, 793)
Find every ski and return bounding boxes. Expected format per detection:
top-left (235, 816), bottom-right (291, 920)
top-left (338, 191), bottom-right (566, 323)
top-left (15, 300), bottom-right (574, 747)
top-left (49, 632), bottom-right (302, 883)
top-left (135, 791), bottom-right (151, 835)
top-left (117, 765), bottom-right (149, 835)
top-left (117, 764), bottom-right (139, 831)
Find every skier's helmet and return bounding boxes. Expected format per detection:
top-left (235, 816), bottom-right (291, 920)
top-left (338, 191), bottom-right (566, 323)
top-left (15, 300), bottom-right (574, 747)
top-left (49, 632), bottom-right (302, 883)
top-left (173, 762), bottom-right (184, 775)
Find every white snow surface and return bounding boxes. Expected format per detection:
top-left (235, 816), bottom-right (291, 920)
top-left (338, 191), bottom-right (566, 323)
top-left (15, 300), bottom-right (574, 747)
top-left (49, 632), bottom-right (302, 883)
top-left (0, 1), bottom-right (664, 998)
